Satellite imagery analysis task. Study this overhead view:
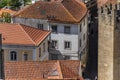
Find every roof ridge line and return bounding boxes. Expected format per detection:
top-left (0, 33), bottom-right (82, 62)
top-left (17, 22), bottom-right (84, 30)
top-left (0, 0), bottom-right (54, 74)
top-left (61, 3), bottom-right (78, 22)
top-left (18, 24), bottom-right (36, 45)
top-left (57, 60), bottom-right (63, 79)
top-left (13, 5), bottom-right (31, 17)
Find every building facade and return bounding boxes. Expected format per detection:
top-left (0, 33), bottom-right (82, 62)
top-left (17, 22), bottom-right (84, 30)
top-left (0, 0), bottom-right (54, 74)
top-left (98, 0), bottom-right (120, 80)
top-left (12, 0), bottom-right (88, 60)
top-left (0, 23), bottom-right (50, 62)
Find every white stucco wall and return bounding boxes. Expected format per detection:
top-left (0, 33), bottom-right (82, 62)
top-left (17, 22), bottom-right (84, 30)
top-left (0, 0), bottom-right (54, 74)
top-left (50, 23), bottom-right (79, 55)
top-left (13, 18), bottom-right (49, 30)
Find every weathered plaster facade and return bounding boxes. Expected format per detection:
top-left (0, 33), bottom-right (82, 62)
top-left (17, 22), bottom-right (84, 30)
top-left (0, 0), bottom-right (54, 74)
top-left (2, 38), bottom-right (49, 62)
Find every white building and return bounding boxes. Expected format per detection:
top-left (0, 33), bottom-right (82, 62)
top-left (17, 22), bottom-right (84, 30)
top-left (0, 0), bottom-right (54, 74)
top-left (12, 0), bottom-right (88, 60)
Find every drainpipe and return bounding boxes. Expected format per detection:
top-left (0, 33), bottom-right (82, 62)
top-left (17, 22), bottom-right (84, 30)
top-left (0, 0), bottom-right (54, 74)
top-left (0, 34), bottom-right (4, 80)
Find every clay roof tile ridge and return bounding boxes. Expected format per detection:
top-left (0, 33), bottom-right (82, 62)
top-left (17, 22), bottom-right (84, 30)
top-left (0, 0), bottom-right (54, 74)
top-left (18, 24), bottom-right (36, 45)
top-left (57, 60), bottom-right (63, 79)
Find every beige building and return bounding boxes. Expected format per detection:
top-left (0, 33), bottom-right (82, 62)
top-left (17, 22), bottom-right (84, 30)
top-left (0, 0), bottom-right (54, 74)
top-left (98, 0), bottom-right (120, 80)
top-left (0, 23), bottom-right (50, 62)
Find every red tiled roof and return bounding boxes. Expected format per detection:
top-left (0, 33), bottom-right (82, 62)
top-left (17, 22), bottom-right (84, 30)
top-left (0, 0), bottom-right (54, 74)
top-left (14, 0), bottom-right (87, 23)
top-left (4, 60), bottom-right (83, 80)
top-left (0, 23), bottom-right (50, 46)
top-left (98, 0), bottom-right (117, 7)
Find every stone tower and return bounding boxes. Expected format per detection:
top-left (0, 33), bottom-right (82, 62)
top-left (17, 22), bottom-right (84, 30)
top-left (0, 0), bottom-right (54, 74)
top-left (98, 0), bottom-right (120, 80)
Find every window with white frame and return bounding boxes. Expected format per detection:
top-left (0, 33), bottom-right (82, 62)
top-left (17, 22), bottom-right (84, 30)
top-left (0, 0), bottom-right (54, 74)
top-left (64, 26), bottom-right (71, 34)
top-left (38, 24), bottom-right (43, 30)
top-left (51, 25), bottom-right (57, 33)
top-left (64, 41), bottom-right (71, 49)
top-left (10, 51), bottom-right (17, 61)
top-left (52, 40), bottom-right (58, 49)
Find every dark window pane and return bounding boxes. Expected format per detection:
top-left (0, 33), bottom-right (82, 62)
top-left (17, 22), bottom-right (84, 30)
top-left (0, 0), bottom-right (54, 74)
top-left (51, 25), bottom-right (57, 33)
top-left (38, 24), bottom-right (43, 30)
top-left (10, 51), bottom-right (17, 61)
top-left (64, 41), bottom-right (71, 49)
top-left (64, 26), bottom-right (70, 34)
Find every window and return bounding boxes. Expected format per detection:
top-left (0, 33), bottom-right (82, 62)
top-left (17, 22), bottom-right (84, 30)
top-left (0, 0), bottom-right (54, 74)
top-left (83, 33), bottom-right (85, 41)
top-left (38, 24), bottom-right (43, 30)
top-left (84, 19), bottom-right (85, 26)
top-left (51, 25), bottom-right (57, 33)
top-left (10, 51), bottom-right (17, 61)
top-left (64, 41), bottom-right (71, 49)
top-left (39, 48), bottom-right (41, 57)
top-left (80, 39), bottom-right (82, 47)
top-left (23, 53), bottom-right (28, 61)
top-left (52, 40), bottom-right (58, 49)
top-left (43, 43), bottom-right (45, 52)
top-left (80, 24), bottom-right (82, 32)
top-left (64, 26), bottom-right (70, 34)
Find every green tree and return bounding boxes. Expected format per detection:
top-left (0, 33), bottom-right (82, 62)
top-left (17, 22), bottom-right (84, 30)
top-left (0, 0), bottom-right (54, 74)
top-left (1, 12), bottom-right (11, 23)
top-left (0, 0), bottom-right (22, 10)
top-left (23, 0), bottom-right (31, 5)
top-left (10, 0), bottom-right (22, 10)
top-left (0, 0), bottom-right (8, 8)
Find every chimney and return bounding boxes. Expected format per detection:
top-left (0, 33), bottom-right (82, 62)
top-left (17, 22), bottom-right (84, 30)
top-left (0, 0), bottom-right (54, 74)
top-left (0, 34), bottom-right (4, 80)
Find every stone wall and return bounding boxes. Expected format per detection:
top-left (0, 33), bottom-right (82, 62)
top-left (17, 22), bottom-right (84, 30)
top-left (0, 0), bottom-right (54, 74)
top-left (98, 3), bottom-right (115, 80)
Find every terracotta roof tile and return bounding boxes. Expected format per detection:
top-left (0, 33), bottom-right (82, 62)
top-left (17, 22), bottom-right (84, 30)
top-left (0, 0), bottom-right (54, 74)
top-left (0, 23), bottom-right (50, 46)
top-left (14, 0), bottom-right (87, 23)
top-left (4, 60), bottom-right (83, 80)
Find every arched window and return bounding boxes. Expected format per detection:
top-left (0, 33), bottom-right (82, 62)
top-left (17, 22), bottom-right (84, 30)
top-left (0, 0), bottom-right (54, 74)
top-left (10, 51), bottom-right (17, 61)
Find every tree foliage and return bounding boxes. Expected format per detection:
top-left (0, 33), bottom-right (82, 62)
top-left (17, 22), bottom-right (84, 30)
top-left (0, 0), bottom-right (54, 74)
top-left (0, 0), bottom-right (22, 10)
top-left (9, 0), bottom-right (22, 10)
top-left (0, 0), bottom-right (8, 8)
top-left (23, 0), bottom-right (31, 5)
top-left (1, 12), bottom-right (11, 23)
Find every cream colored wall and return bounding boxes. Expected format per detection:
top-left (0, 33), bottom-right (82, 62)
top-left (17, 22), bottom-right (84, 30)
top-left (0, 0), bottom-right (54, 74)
top-left (4, 49), bottom-right (33, 62)
top-left (36, 38), bottom-right (49, 61)
top-left (3, 37), bottom-right (49, 62)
